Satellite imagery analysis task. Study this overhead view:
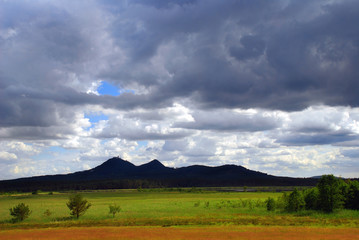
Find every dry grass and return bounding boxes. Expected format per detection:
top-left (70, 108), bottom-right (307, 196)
top-left (1, 226), bottom-right (359, 240)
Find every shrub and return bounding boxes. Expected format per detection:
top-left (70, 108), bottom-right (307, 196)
top-left (66, 194), bottom-right (91, 219)
top-left (43, 209), bottom-right (52, 217)
top-left (9, 203), bottom-right (31, 222)
top-left (109, 203), bottom-right (121, 217)
top-left (32, 190), bottom-right (39, 195)
top-left (265, 197), bottom-right (276, 211)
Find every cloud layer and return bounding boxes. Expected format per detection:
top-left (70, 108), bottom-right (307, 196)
top-left (1, 0), bottom-right (359, 179)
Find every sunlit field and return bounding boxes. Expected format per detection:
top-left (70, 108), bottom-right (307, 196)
top-left (1, 189), bottom-right (359, 227)
top-left (1, 189), bottom-right (359, 239)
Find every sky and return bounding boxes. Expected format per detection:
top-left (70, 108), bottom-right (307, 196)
top-left (1, 0), bottom-right (359, 180)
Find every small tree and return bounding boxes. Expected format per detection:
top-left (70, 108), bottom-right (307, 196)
top-left (9, 203), bottom-right (31, 222)
top-left (66, 194), bottom-right (91, 219)
top-left (109, 203), bottom-right (121, 217)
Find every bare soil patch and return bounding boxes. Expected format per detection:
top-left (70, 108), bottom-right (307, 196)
top-left (1, 226), bottom-right (359, 240)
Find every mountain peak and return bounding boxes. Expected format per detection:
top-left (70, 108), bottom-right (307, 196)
top-left (139, 159), bottom-right (166, 169)
top-left (106, 156), bottom-right (126, 163)
top-left (92, 157), bottom-right (136, 174)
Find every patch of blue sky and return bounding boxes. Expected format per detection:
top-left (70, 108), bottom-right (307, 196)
top-left (136, 141), bottom-right (148, 149)
top-left (84, 112), bottom-right (109, 131)
top-left (97, 81), bottom-right (134, 96)
top-left (85, 113), bottom-right (109, 124)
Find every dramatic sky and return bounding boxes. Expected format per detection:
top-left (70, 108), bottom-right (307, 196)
top-left (1, 0), bottom-right (359, 180)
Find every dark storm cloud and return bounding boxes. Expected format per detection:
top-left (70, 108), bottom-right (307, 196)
top-left (1, 0), bottom-right (359, 135)
top-left (264, 1), bottom-right (359, 109)
top-left (98, 0), bottom-right (359, 111)
top-left (229, 35), bottom-right (266, 61)
top-left (0, 1), bottom-right (98, 131)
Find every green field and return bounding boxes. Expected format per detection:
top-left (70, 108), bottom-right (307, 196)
top-left (1, 189), bottom-right (359, 229)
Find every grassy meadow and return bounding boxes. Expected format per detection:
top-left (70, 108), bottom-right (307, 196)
top-left (1, 188), bottom-right (359, 230)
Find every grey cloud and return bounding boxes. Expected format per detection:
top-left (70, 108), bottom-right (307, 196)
top-left (161, 136), bottom-right (218, 165)
top-left (276, 106), bottom-right (359, 146)
top-left (174, 110), bottom-right (280, 132)
top-left (93, 117), bottom-right (192, 141)
top-left (265, 0), bottom-right (359, 109)
top-left (341, 148), bottom-right (359, 159)
top-left (277, 130), bottom-right (358, 146)
top-left (131, 0), bottom-right (198, 9)
top-left (229, 35), bottom-right (266, 61)
top-left (163, 139), bottom-right (189, 152)
top-left (125, 111), bottom-right (165, 121)
top-left (0, 126), bottom-right (74, 140)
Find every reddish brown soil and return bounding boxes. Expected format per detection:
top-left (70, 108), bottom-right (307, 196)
top-left (1, 226), bottom-right (359, 240)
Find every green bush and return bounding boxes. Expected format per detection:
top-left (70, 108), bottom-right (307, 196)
top-left (265, 197), bottom-right (276, 211)
top-left (9, 203), bottom-right (31, 222)
top-left (43, 209), bottom-right (52, 217)
top-left (32, 190), bottom-right (39, 195)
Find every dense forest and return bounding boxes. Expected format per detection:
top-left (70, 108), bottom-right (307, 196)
top-left (0, 177), bottom-right (319, 192)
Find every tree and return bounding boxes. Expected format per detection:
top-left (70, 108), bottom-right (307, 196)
top-left (109, 203), bottom-right (121, 217)
top-left (304, 187), bottom-right (319, 210)
top-left (9, 203), bottom-right (31, 222)
top-left (317, 175), bottom-right (343, 212)
top-left (66, 194), bottom-right (91, 219)
top-left (285, 188), bottom-right (305, 212)
top-left (345, 180), bottom-right (359, 210)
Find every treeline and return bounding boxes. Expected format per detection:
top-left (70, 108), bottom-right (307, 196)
top-left (0, 177), bottom-right (318, 192)
top-left (268, 175), bottom-right (359, 213)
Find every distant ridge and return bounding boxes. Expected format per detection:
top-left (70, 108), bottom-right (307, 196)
top-left (0, 157), bottom-right (318, 192)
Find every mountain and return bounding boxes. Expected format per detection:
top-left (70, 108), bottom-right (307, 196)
top-left (0, 157), bottom-right (318, 192)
